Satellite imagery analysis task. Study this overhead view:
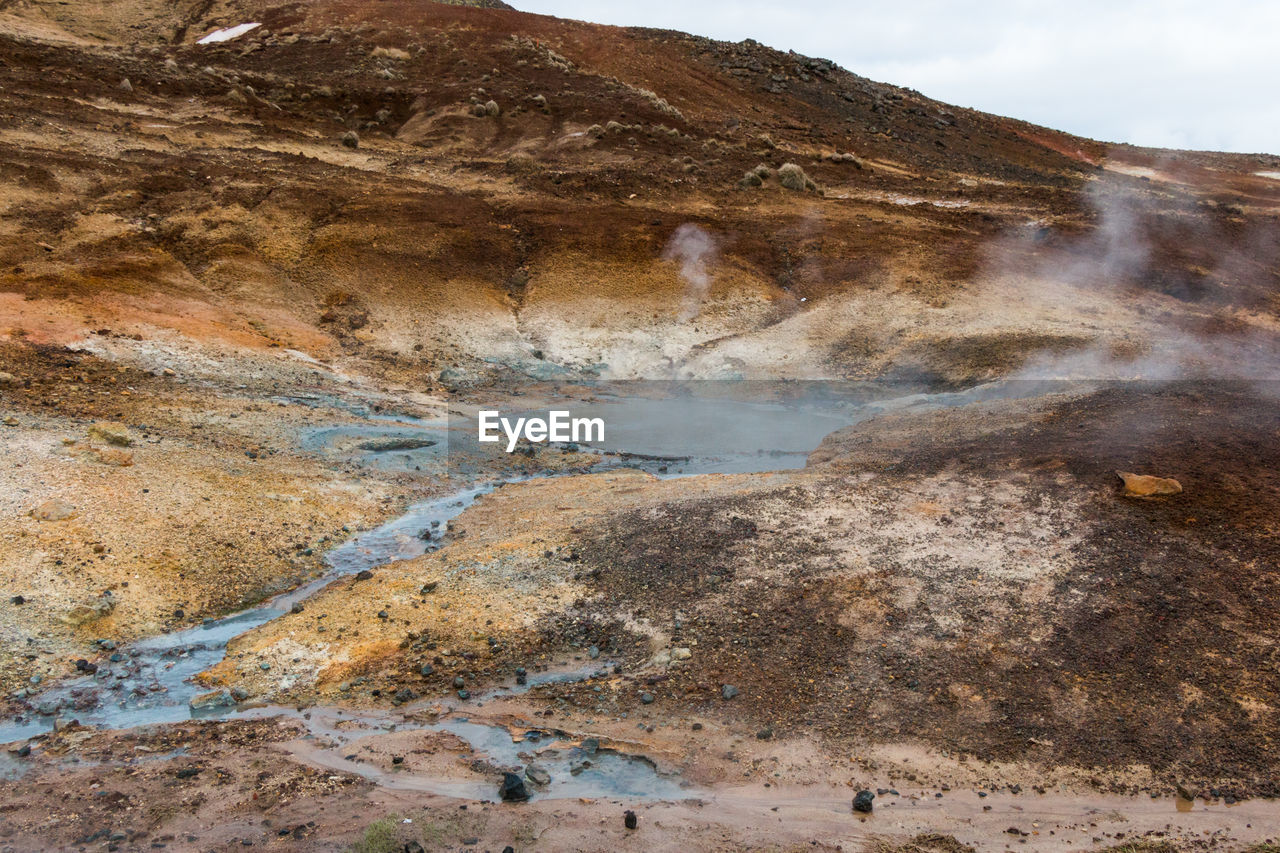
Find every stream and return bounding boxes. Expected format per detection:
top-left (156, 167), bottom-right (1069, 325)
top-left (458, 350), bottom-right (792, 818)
top-left (2, 381), bottom-right (1021, 797)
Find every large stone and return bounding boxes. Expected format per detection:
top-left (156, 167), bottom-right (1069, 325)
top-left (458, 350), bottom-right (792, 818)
top-left (189, 688), bottom-right (236, 711)
top-left (31, 499), bottom-right (77, 521)
top-left (499, 771), bottom-right (529, 801)
top-left (88, 422), bottom-right (134, 446)
top-left (1117, 471), bottom-right (1182, 498)
top-left (853, 789), bottom-right (875, 813)
top-left (61, 595), bottom-right (115, 626)
top-left (86, 447), bottom-right (134, 467)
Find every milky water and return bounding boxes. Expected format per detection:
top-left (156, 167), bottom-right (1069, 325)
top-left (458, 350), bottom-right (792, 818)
top-left (1, 383), bottom-right (1016, 796)
top-left (0, 485), bottom-right (490, 744)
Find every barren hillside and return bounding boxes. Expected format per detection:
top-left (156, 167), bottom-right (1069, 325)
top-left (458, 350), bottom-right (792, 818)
top-left (1, 2), bottom-right (1278, 851)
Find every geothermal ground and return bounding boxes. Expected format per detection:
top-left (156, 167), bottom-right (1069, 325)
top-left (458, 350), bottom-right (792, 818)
top-left (1, 0), bottom-right (1280, 851)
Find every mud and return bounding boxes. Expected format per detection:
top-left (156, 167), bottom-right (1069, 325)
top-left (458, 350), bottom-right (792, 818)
top-left (1, 0), bottom-right (1279, 849)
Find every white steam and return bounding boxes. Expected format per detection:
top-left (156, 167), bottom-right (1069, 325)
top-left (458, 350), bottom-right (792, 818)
top-left (983, 166), bottom-right (1280, 383)
top-left (662, 223), bottom-right (718, 321)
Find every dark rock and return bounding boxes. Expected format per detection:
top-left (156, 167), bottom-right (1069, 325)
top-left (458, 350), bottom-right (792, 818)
top-left (640, 692), bottom-right (654, 704)
top-left (515, 667), bottom-right (527, 685)
top-left (394, 687), bottom-right (416, 703)
top-left (525, 763), bottom-right (551, 786)
top-left (453, 676), bottom-right (465, 688)
top-left (721, 684), bottom-right (739, 700)
top-left (355, 570), bottom-right (373, 581)
top-left (624, 809), bottom-right (638, 830)
top-left (392, 756), bottom-right (404, 765)
top-left (755, 727), bottom-right (773, 740)
top-left (403, 843), bottom-right (425, 853)
top-left (176, 767), bottom-right (200, 779)
top-left (290, 603), bottom-right (304, 614)
top-left (499, 771), bottom-right (529, 801)
top-left (377, 610), bottom-right (389, 620)
top-left (419, 663), bottom-right (434, 676)
top-left (10, 595), bottom-right (24, 605)
top-left (420, 581), bottom-right (438, 594)
top-left (457, 689), bottom-right (470, 700)
top-left (853, 790), bottom-right (875, 813)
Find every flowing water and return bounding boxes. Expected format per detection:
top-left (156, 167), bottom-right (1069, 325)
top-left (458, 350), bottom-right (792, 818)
top-left (2, 382), bottom-right (1019, 797)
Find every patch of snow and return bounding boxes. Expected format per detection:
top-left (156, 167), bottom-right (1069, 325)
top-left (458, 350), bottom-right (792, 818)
top-left (1256, 171), bottom-right (1280, 181)
top-left (196, 22), bottom-right (261, 45)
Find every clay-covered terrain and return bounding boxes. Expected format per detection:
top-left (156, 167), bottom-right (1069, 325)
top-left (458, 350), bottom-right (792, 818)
top-left (1, 0), bottom-right (1279, 850)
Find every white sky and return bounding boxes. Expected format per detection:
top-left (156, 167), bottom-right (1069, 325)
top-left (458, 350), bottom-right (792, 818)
top-left (517, 0), bottom-right (1280, 155)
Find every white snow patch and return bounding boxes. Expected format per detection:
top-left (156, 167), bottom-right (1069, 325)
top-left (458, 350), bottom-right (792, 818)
top-left (197, 23), bottom-right (261, 45)
top-left (1256, 171), bottom-right (1280, 180)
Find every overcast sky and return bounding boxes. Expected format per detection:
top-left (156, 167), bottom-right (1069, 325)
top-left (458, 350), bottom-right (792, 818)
top-left (517, 0), bottom-right (1279, 155)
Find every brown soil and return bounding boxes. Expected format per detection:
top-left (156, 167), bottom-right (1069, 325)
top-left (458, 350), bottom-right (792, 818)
top-left (1, 0), bottom-right (1278, 850)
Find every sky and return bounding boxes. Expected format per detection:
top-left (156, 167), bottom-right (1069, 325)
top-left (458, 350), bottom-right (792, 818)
top-left (516, 0), bottom-right (1280, 155)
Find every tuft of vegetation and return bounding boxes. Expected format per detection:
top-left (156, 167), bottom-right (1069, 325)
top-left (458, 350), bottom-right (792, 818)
top-left (484, 99), bottom-right (500, 117)
top-left (863, 834), bottom-right (976, 853)
top-left (778, 162), bottom-right (816, 192)
top-left (738, 171), bottom-right (763, 189)
top-left (587, 124), bottom-right (604, 139)
top-left (370, 46), bottom-right (410, 61)
top-left (753, 163), bottom-right (772, 179)
top-left (340, 130), bottom-right (359, 149)
top-left (1093, 843), bottom-right (1181, 853)
top-left (605, 120), bottom-right (625, 133)
top-left (351, 817), bottom-right (398, 853)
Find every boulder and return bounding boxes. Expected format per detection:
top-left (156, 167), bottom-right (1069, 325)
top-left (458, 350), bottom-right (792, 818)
top-left (87, 447), bottom-right (134, 467)
top-left (61, 595), bottom-right (115, 626)
top-left (89, 422), bottom-right (134, 446)
top-left (189, 688), bottom-right (236, 711)
top-left (1117, 471), bottom-right (1182, 498)
top-left (31, 499), bottom-right (77, 521)
top-left (499, 771), bottom-right (529, 801)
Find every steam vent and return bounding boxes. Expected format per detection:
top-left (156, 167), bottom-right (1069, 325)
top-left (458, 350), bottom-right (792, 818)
top-left (0, 0), bottom-right (1278, 849)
